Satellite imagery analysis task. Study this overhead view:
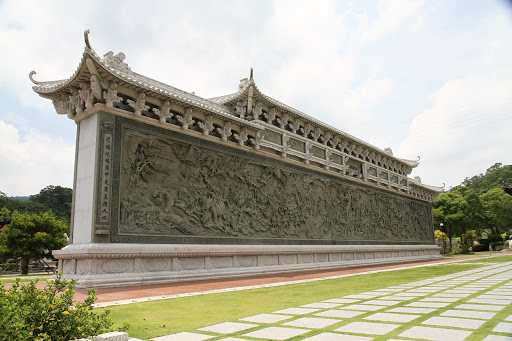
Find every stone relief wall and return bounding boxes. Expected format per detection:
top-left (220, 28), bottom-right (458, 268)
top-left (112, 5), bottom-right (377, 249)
top-left (117, 127), bottom-right (433, 243)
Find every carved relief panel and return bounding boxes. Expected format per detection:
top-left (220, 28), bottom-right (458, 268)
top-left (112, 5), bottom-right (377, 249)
top-left (116, 126), bottom-right (433, 244)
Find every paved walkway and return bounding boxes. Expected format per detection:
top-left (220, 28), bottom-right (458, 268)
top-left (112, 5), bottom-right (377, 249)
top-left (145, 259), bottom-right (512, 341)
top-left (75, 257), bottom-right (478, 305)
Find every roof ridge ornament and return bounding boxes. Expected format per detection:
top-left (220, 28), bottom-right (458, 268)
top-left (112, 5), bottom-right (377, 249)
top-left (28, 71), bottom-right (43, 85)
top-left (84, 29), bottom-right (92, 49)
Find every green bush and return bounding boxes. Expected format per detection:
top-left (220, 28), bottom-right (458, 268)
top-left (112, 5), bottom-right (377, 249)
top-left (0, 273), bottom-right (113, 341)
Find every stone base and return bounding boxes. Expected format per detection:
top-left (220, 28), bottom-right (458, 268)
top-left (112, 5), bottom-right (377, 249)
top-left (53, 244), bottom-right (442, 289)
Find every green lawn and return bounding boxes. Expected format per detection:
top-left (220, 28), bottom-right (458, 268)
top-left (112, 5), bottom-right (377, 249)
top-left (100, 262), bottom-right (492, 339)
top-left (0, 274), bottom-right (52, 283)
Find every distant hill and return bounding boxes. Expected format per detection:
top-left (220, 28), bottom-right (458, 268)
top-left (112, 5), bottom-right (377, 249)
top-left (8, 196), bottom-right (29, 201)
top-left (459, 163), bottom-right (512, 194)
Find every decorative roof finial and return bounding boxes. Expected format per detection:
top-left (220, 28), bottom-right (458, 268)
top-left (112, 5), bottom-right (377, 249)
top-left (28, 71), bottom-right (43, 85)
top-left (84, 29), bottom-right (91, 49)
top-left (250, 67), bottom-right (253, 80)
top-left (416, 156), bottom-right (421, 162)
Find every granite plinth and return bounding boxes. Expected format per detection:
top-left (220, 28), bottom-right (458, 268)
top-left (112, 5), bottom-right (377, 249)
top-left (53, 243), bottom-right (441, 288)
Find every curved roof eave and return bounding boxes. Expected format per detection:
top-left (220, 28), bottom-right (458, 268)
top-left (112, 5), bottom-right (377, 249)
top-left (31, 47), bottom-right (263, 130)
top-left (208, 79), bottom-right (421, 170)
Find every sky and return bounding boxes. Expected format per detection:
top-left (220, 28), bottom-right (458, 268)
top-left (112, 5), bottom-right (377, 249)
top-left (0, 0), bottom-right (511, 196)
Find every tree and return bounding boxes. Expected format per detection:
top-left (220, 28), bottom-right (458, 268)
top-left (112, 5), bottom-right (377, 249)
top-left (432, 192), bottom-right (468, 251)
top-left (480, 188), bottom-right (512, 236)
top-left (1, 211), bottom-right (67, 274)
top-left (29, 186), bottom-right (72, 223)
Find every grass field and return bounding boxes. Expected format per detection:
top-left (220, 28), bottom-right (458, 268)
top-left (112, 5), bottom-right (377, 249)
top-left (99, 258), bottom-right (512, 340)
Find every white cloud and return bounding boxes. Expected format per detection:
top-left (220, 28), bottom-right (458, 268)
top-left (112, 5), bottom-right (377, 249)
top-left (398, 72), bottom-right (512, 188)
top-left (361, 0), bottom-right (425, 42)
top-left (0, 120), bottom-right (75, 196)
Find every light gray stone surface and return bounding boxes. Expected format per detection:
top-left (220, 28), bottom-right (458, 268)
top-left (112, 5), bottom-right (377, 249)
top-left (440, 309), bottom-right (496, 319)
top-left (505, 315), bottom-right (512, 322)
top-left (398, 326), bottom-right (472, 341)
top-left (197, 322), bottom-right (258, 334)
top-left (455, 304), bottom-right (505, 311)
top-left (381, 296), bottom-right (417, 301)
top-left (339, 304), bottom-right (384, 311)
top-left (273, 308), bottom-right (320, 315)
top-left (387, 307), bottom-right (436, 314)
top-left (361, 300), bottom-right (401, 306)
top-left (283, 317), bottom-right (341, 329)
top-left (468, 298), bottom-right (512, 305)
top-left (405, 301), bottom-right (450, 308)
top-left (301, 333), bottom-right (374, 341)
top-left (420, 297), bottom-right (460, 302)
top-left (240, 313), bottom-right (292, 323)
top-left (322, 298), bottom-right (360, 304)
top-left (314, 310), bottom-right (366, 318)
top-left (421, 316), bottom-right (486, 330)
top-left (242, 326), bottom-right (311, 340)
top-left (493, 322), bottom-right (512, 334)
top-left (482, 336), bottom-right (512, 341)
top-left (301, 302), bottom-right (341, 309)
top-left (334, 321), bottom-right (400, 335)
top-left (150, 332), bottom-right (214, 341)
top-left (364, 312), bottom-right (421, 323)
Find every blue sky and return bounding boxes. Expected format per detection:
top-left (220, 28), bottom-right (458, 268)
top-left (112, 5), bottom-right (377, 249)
top-left (1, 0), bottom-right (511, 196)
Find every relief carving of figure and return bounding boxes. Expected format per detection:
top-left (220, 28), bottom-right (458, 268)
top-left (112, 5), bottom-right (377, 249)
top-left (118, 129), bottom-right (432, 243)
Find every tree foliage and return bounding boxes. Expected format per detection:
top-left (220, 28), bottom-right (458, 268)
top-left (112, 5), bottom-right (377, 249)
top-left (1, 211), bottom-right (67, 274)
top-left (29, 186), bottom-right (72, 223)
top-left (461, 163), bottom-right (512, 194)
top-left (0, 274), bottom-right (113, 341)
top-left (432, 162), bottom-right (512, 248)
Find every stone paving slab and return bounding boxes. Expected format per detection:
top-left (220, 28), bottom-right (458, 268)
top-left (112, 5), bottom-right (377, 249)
top-left (431, 293), bottom-right (471, 298)
top-left (493, 322), bottom-right (512, 333)
top-left (282, 317), bottom-right (341, 329)
top-left (339, 304), bottom-right (384, 311)
top-left (314, 309), bottom-right (366, 318)
top-left (482, 335), bottom-right (512, 341)
top-left (394, 292), bottom-right (428, 297)
top-left (361, 299), bottom-right (401, 306)
top-left (322, 298), bottom-right (360, 304)
top-left (301, 333), bottom-right (374, 341)
top-left (398, 326), bottom-right (472, 341)
top-left (334, 321), bottom-right (400, 335)
top-left (242, 326), bottom-right (311, 340)
top-left (343, 294), bottom-right (383, 299)
top-left (420, 296), bottom-right (461, 302)
top-left (441, 309), bottom-right (496, 319)
top-left (197, 322), bottom-right (258, 334)
top-left (301, 302), bottom-right (341, 309)
top-left (405, 301), bottom-right (450, 308)
top-left (377, 296), bottom-right (414, 301)
top-left (363, 312), bottom-right (421, 323)
top-left (480, 295), bottom-right (512, 300)
top-left (273, 308), bottom-right (321, 315)
top-left (455, 304), bottom-right (506, 311)
top-left (505, 315), bottom-right (512, 322)
top-left (150, 332), bottom-right (215, 341)
top-left (387, 307), bottom-right (436, 314)
top-left (468, 298), bottom-right (512, 305)
top-left (216, 338), bottom-right (250, 341)
top-left (240, 313), bottom-right (292, 323)
top-left (422, 316), bottom-right (486, 330)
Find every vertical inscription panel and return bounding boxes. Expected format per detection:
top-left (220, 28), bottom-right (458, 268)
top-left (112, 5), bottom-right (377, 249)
top-left (95, 120), bottom-right (114, 234)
